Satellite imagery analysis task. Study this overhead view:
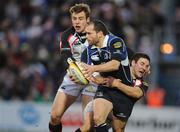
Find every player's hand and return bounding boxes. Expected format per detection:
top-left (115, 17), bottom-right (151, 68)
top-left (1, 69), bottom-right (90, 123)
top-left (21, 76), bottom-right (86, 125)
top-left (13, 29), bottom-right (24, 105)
top-left (67, 69), bottom-right (83, 84)
top-left (87, 75), bottom-right (108, 85)
top-left (81, 63), bottom-right (95, 79)
top-left (104, 77), bottom-right (122, 88)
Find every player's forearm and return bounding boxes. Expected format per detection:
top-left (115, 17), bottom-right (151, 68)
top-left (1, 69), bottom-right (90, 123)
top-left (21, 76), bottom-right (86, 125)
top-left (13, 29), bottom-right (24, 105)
top-left (112, 80), bottom-right (143, 98)
top-left (93, 60), bottom-right (120, 72)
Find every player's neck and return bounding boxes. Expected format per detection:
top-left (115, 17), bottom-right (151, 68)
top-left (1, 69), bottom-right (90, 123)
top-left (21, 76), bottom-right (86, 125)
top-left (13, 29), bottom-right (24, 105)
top-left (98, 35), bottom-right (105, 48)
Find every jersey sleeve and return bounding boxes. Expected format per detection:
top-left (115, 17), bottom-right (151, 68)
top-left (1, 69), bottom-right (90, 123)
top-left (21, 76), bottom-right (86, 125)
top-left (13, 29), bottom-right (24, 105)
top-left (59, 29), bottom-right (72, 59)
top-left (60, 31), bottom-right (70, 50)
top-left (109, 37), bottom-right (128, 62)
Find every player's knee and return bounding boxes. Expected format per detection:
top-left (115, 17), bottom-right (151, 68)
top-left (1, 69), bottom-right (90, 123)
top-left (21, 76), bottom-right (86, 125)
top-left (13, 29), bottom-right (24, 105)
top-left (50, 111), bottom-right (61, 124)
top-left (93, 114), bottom-right (105, 126)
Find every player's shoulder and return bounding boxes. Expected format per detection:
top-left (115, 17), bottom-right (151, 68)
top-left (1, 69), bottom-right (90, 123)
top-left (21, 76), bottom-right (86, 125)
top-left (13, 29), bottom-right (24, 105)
top-left (108, 34), bottom-right (124, 48)
top-left (61, 27), bottom-right (75, 38)
top-left (141, 79), bottom-right (149, 87)
top-left (108, 34), bottom-right (122, 40)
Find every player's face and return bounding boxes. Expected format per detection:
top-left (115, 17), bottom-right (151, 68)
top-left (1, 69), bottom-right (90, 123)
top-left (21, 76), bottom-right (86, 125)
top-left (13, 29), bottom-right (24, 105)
top-left (85, 24), bottom-right (99, 45)
top-left (132, 58), bottom-right (150, 79)
top-left (71, 11), bottom-right (89, 33)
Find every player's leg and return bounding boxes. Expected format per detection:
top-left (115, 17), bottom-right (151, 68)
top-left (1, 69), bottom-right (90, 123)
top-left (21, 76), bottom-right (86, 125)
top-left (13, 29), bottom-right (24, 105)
top-left (49, 91), bottom-right (77, 132)
top-left (81, 94), bottom-right (94, 111)
top-left (75, 107), bottom-right (94, 132)
top-left (78, 100), bottom-right (94, 132)
top-left (81, 111), bottom-right (94, 132)
top-left (75, 96), bottom-right (94, 132)
top-left (81, 84), bottom-right (97, 110)
top-left (93, 98), bottom-right (113, 132)
top-left (112, 116), bottom-right (127, 132)
top-left (75, 84), bottom-right (97, 132)
top-left (49, 74), bottom-right (82, 132)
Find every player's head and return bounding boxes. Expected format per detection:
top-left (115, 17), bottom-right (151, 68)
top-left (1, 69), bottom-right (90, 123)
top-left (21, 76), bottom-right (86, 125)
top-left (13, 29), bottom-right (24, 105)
top-left (131, 53), bottom-right (150, 79)
top-left (85, 19), bottom-right (109, 46)
top-left (69, 3), bottom-right (90, 33)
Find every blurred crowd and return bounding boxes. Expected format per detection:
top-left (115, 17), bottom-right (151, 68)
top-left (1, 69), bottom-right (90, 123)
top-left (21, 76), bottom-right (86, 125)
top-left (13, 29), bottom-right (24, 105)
top-left (0, 0), bottom-right (179, 105)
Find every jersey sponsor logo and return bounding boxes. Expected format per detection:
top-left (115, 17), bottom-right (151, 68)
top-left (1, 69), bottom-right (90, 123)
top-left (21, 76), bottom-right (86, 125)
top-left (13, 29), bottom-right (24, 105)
top-left (91, 54), bottom-right (100, 61)
top-left (113, 42), bottom-right (122, 48)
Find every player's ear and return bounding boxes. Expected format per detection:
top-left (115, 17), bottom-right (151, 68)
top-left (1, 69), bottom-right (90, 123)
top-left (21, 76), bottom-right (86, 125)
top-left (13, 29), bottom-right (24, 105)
top-left (147, 65), bottom-right (151, 74)
top-left (131, 60), bottom-right (135, 66)
top-left (87, 17), bottom-right (90, 23)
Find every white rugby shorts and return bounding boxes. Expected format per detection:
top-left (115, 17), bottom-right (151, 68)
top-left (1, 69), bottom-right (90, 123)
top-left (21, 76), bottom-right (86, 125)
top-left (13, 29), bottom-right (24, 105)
top-left (58, 74), bottom-right (97, 97)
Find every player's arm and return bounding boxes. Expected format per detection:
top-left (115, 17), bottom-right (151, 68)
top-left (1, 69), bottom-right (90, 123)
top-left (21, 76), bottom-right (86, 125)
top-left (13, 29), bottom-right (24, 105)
top-left (81, 60), bottom-right (120, 78)
top-left (81, 38), bottom-right (126, 76)
top-left (90, 59), bottom-right (120, 72)
top-left (91, 37), bottom-right (128, 72)
top-left (95, 38), bottom-right (129, 72)
top-left (110, 78), bottom-right (148, 99)
top-left (88, 74), bottom-right (147, 99)
top-left (111, 79), bottom-right (143, 98)
top-left (86, 75), bottom-right (108, 85)
top-left (109, 37), bottom-right (128, 66)
top-left (90, 37), bottom-right (129, 72)
top-left (59, 29), bottom-right (73, 58)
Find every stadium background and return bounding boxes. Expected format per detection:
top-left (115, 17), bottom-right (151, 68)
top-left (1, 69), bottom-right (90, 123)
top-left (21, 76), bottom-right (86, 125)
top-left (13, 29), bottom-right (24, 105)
top-left (0, 0), bottom-right (180, 131)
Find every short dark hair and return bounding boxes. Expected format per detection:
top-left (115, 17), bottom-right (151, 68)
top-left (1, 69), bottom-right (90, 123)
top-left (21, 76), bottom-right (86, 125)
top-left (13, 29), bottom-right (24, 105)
top-left (69, 3), bottom-right (91, 19)
top-left (89, 19), bottom-right (109, 35)
top-left (131, 52), bottom-right (150, 63)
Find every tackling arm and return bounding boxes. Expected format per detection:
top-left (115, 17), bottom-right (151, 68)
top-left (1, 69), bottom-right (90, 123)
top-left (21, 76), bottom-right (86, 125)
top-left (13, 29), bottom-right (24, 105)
top-left (111, 79), bottom-right (143, 99)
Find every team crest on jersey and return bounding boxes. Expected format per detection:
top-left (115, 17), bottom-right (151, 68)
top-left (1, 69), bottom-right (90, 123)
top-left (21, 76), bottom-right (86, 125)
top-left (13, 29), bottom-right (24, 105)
top-left (113, 42), bottom-right (122, 48)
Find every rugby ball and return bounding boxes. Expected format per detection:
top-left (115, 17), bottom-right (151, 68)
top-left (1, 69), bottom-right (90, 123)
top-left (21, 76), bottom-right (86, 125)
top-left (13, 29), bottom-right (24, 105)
top-left (67, 58), bottom-right (89, 85)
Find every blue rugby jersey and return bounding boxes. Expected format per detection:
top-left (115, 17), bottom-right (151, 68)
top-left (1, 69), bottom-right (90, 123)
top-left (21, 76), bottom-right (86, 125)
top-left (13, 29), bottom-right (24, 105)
top-left (81, 34), bottom-right (132, 86)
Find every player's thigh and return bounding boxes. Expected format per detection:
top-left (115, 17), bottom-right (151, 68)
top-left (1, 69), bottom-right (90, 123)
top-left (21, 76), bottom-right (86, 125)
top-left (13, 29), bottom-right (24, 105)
top-left (93, 98), bottom-right (113, 123)
top-left (112, 116), bottom-right (127, 132)
top-left (51, 91), bottom-right (77, 118)
top-left (81, 84), bottom-right (97, 110)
